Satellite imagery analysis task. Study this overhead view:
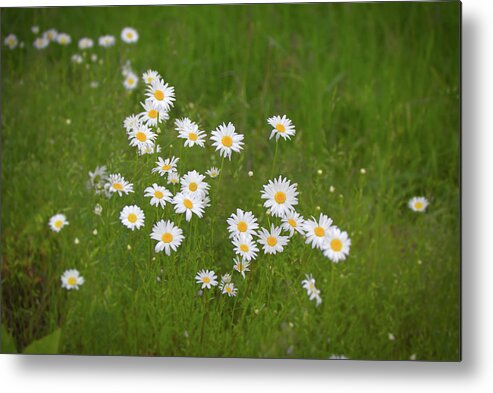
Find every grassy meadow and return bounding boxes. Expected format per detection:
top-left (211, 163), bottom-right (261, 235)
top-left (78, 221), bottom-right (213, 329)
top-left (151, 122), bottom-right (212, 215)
top-left (0, 3), bottom-right (460, 360)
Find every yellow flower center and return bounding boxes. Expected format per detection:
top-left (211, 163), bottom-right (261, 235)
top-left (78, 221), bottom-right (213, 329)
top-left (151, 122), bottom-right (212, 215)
top-left (237, 263), bottom-right (243, 271)
top-left (267, 236), bottom-right (277, 246)
top-left (67, 277), bottom-right (77, 285)
top-left (148, 109), bottom-right (158, 119)
top-left (237, 221), bottom-right (248, 232)
top-left (126, 32), bottom-right (133, 39)
top-left (184, 199), bottom-right (193, 209)
top-left (154, 190), bottom-right (164, 199)
top-left (162, 164), bottom-right (171, 171)
top-left (127, 78), bottom-right (134, 85)
top-left (127, 213), bottom-right (138, 223)
top-left (415, 202), bottom-right (424, 210)
top-left (136, 131), bottom-right (147, 142)
top-left (203, 277), bottom-right (210, 284)
top-left (54, 220), bottom-right (63, 229)
top-left (330, 238), bottom-right (343, 252)
top-left (288, 219), bottom-right (297, 227)
top-left (221, 135), bottom-right (233, 147)
top-left (154, 89), bottom-right (164, 101)
top-left (113, 183), bottom-right (123, 190)
top-left (226, 286), bottom-right (232, 293)
top-left (188, 182), bottom-right (198, 192)
top-left (161, 232), bottom-right (173, 243)
top-left (274, 191), bottom-right (286, 204)
top-left (276, 123), bottom-right (286, 133)
top-left (189, 132), bottom-right (198, 141)
top-left (314, 226), bottom-right (325, 237)
top-left (240, 244), bottom-right (249, 252)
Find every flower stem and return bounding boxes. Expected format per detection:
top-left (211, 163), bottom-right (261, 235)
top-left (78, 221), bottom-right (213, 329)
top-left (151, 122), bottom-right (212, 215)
top-left (270, 139), bottom-right (279, 178)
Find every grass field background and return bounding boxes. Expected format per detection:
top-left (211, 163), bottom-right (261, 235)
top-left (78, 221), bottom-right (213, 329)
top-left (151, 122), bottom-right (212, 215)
top-left (1, 2), bottom-right (460, 360)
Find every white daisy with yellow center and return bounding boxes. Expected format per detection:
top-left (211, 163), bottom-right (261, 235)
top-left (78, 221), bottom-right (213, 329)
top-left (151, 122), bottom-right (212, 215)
top-left (61, 269), bottom-right (84, 290)
top-left (142, 70), bottom-right (161, 84)
top-left (302, 213), bottom-right (333, 250)
top-left (144, 183), bottom-right (173, 208)
top-left (43, 29), bottom-right (58, 41)
top-left (261, 176), bottom-right (299, 218)
top-left (128, 123), bottom-right (156, 150)
top-left (105, 173), bottom-right (134, 196)
top-left (175, 118), bottom-right (207, 148)
top-left (146, 78), bottom-right (175, 111)
top-left (267, 114), bottom-right (296, 141)
top-left (301, 274), bottom-right (322, 306)
top-left (4, 34), bottom-right (18, 50)
top-left (227, 208), bottom-right (259, 239)
top-left (222, 283), bottom-right (238, 297)
top-left (150, 220), bottom-right (184, 255)
top-left (167, 171), bottom-right (180, 185)
top-left (137, 141), bottom-right (161, 156)
top-left (98, 35), bottom-right (115, 47)
top-left (139, 99), bottom-right (169, 127)
top-left (180, 170), bottom-right (209, 198)
top-left (408, 196), bottom-right (429, 213)
top-left (153, 156), bottom-right (179, 177)
top-left (281, 210), bottom-right (305, 237)
top-left (123, 114), bottom-right (141, 134)
top-left (78, 37), bottom-right (93, 50)
top-left (121, 27), bottom-right (138, 43)
top-left (206, 167), bottom-right (220, 178)
top-left (195, 269), bottom-right (218, 289)
top-left (232, 233), bottom-right (259, 262)
top-left (172, 191), bottom-right (205, 222)
top-left (258, 225), bottom-right (289, 255)
top-left (123, 72), bottom-right (138, 90)
top-left (233, 257), bottom-right (250, 279)
top-left (119, 205), bottom-right (145, 231)
top-left (322, 227), bottom-right (351, 263)
top-left (56, 33), bottom-right (71, 45)
top-left (49, 213), bottom-right (69, 233)
top-left (210, 122), bottom-right (244, 160)
top-left (33, 37), bottom-right (49, 50)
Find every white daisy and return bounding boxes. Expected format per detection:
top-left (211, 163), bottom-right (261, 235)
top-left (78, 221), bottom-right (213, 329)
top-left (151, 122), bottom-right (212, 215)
top-left (167, 171), bottom-right (180, 185)
top-left (61, 269), bottom-right (84, 290)
top-left (301, 274), bottom-right (322, 306)
top-left (4, 34), bottom-right (18, 50)
top-left (220, 273), bottom-right (232, 287)
top-left (267, 115), bottom-right (296, 141)
top-left (138, 141), bottom-right (161, 155)
top-left (33, 37), bottom-right (49, 50)
top-left (142, 70), bottom-right (161, 84)
top-left (144, 183), bottom-right (173, 208)
top-left (201, 194), bottom-right (212, 209)
top-left (260, 176), bottom-right (299, 218)
top-left (78, 37), bottom-right (93, 50)
top-left (123, 114), bottom-right (141, 133)
top-left (119, 205), bottom-right (145, 231)
top-left (232, 233), bottom-right (259, 262)
top-left (322, 227), bottom-right (351, 263)
top-left (49, 214), bottom-right (69, 232)
top-left (105, 173), bottom-right (134, 196)
top-left (121, 27), bottom-right (138, 43)
top-left (175, 118), bottom-right (206, 148)
top-left (281, 210), bottom-right (305, 237)
top-left (150, 220), bottom-right (184, 255)
top-left (303, 213), bottom-right (333, 250)
top-left (408, 196), bottom-right (429, 212)
top-left (123, 72), bottom-right (138, 90)
top-left (227, 208), bottom-right (259, 239)
top-left (222, 283), bottom-right (238, 297)
top-left (258, 225), bottom-right (289, 254)
top-left (180, 170), bottom-right (209, 198)
top-left (56, 33), bottom-right (71, 45)
top-left (31, 26), bottom-right (39, 34)
top-left (210, 122), bottom-right (244, 160)
top-left (43, 29), bottom-right (58, 41)
top-left (138, 99), bottom-right (169, 127)
top-left (98, 35), bottom-right (115, 47)
top-left (195, 270), bottom-right (218, 289)
top-left (71, 54), bottom-right (83, 64)
top-left (206, 167), bottom-right (220, 178)
top-left (145, 78), bottom-right (175, 111)
top-left (233, 257), bottom-right (250, 279)
top-left (172, 192), bottom-right (205, 221)
top-left (88, 165), bottom-right (108, 188)
top-left (153, 156), bottom-right (179, 177)
top-left (128, 123), bottom-right (156, 150)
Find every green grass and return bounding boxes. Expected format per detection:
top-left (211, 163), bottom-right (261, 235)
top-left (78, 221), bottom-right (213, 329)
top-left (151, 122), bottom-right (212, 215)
top-left (0, 2), bottom-right (460, 360)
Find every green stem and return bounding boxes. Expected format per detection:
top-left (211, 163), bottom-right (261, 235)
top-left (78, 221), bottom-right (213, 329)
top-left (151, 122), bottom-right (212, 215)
top-left (270, 139), bottom-right (279, 178)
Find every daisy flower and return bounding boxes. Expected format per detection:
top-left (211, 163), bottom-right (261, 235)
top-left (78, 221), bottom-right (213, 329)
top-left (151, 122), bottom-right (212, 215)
top-left (121, 27), bottom-right (138, 43)
top-left (301, 274), bottom-right (322, 306)
top-left (232, 234), bottom-right (259, 262)
top-left (210, 122), bottom-right (244, 160)
top-left (206, 167), bottom-right (220, 178)
top-left (61, 269), bottom-right (84, 290)
top-left (150, 220), bottom-right (184, 255)
top-left (128, 123), bottom-right (156, 150)
top-left (138, 142), bottom-right (161, 156)
top-left (227, 208), bottom-right (259, 239)
top-left (144, 183), bottom-right (173, 208)
top-left (195, 270), bottom-right (218, 289)
top-left (78, 37), bottom-right (93, 50)
top-left (4, 34), bottom-right (18, 50)
top-left (123, 114), bottom-right (141, 133)
top-left (119, 205), bottom-right (145, 231)
top-left (49, 214), bottom-right (69, 232)
top-left (180, 170), bottom-right (209, 198)
top-left (105, 173), bottom-right (134, 196)
top-left (267, 115), bottom-right (296, 141)
top-left (153, 156), bottom-right (179, 177)
top-left (281, 210), bottom-right (305, 237)
top-left (260, 176), bottom-right (299, 218)
top-left (71, 54), bottom-right (83, 64)
top-left (222, 283), bottom-right (238, 297)
top-left (142, 70), bottom-right (161, 84)
top-left (408, 196), bottom-right (429, 212)
top-left (172, 191), bottom-right (205, 221)
top-left (123, 72), bottom-right (138, 90)
top-left (31, 26), bottom-right (40, 34)
top-left (322, 227), bottom-right (351, 263)
top-left (33, 37), bottom-right (49, 49)
top-left (167, 171), bottom-right (180, 185)
top-left (88, 165), bottom-right (108, 188)
top-left (258, 225), bottom-right (289, 254)
top-left (145, 78), bottom-right (175, 111)
top-left (139, 99), bottom-right (169, 127)
top-left (233, 257), bottom-right (250, 279)
top-left (43, 29), bottom-right (58, 41)
top-left (56, 33), bottom-right (71, 45)
top-left (303, 213), bottom-right (333, 250)
top-left (219, 273), bottom-right (232, 289)
top-left (98, 35), bottom-right (115, 47)
top-left (175, 118), bottom-right (206, 148)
